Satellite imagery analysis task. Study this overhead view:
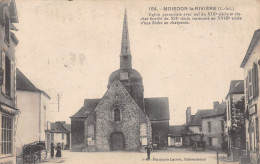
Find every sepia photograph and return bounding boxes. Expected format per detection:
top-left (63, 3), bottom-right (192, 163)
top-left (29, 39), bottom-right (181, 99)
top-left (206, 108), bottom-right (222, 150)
top-left (0, 0), bottom-right (260, 163)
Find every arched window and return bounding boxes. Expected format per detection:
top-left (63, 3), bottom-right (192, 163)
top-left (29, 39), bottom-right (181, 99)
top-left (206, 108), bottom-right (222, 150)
top-left (114, 108), bottom-right (120, 122)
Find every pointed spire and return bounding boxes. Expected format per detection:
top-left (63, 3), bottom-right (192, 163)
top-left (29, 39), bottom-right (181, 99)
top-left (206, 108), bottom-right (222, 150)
top-left (120, 9), bottom-right (132, 69)
top-left (121, 8), bottom-right (131, 56)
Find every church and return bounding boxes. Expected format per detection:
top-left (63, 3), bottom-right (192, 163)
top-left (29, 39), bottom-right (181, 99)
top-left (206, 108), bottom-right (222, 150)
top-left (70, 10), bottom-right (170, 152)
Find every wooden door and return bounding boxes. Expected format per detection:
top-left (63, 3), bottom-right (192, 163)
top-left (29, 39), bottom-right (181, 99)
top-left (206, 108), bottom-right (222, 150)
top-left (111, 132), bottom-right (124, 151)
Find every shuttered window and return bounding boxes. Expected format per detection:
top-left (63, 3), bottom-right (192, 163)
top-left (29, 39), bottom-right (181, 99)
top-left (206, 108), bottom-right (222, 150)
top-left (252, 63), bottom-right (259, 98)
top-left (4, 14), bottom-right (10, 45)
top-left (247, 63), bottom-right (259, 102)
top-left (1, 51), bottom-right (14, 98)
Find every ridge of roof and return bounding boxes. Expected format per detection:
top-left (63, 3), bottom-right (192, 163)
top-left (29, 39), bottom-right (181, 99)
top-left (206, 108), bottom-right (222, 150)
top-left (225, 80), bottom-right (244, 99)
top-left (187, 109), bottom-right (212, 126)
top-left (202, 102), bottom-right (226, 119)
top-left (240, 29), bottom-right (260, 68)
top-left (16, 68), bottom-right (51, 99)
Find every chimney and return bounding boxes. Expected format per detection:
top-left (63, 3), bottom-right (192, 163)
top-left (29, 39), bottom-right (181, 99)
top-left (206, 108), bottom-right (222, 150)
top-left (186, 107), bottom-right (191, 124)
top-left (213, 101), bottom-right (219, 110)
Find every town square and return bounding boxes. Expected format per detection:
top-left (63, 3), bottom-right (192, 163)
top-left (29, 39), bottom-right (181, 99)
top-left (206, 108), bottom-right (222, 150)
top-left (0, 0), bottom-right (260, 164)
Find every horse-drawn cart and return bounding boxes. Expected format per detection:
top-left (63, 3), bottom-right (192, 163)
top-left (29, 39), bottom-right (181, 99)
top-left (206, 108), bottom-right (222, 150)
top-left (17, 141), bottom-right (48, 164)
top-left (191, 140), bottom-right (206, 151)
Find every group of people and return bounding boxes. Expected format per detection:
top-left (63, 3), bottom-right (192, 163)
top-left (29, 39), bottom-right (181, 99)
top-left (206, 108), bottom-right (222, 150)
top-left (50, 143), bottom-right (62, 158)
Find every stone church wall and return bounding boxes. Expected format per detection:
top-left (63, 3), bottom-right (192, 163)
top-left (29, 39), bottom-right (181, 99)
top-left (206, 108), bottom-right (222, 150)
top-left (94, 80), bottom-right (151, 151)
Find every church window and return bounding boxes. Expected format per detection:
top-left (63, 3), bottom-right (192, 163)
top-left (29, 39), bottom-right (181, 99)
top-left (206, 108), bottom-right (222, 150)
top-left (114, 108), bottom-right (120, 122)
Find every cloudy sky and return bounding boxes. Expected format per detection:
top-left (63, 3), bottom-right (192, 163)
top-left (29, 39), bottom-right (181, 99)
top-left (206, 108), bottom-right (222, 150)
top-left (15, 0), bottom-right (260, 125)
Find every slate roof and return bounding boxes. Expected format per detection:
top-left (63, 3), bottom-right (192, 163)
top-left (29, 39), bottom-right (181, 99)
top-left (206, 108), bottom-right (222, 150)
top-left (169, 125), bottom-right (186, 137)
top-left (144, 97), bottom-right (170, 121)
top-left (47, 122), bottom-right (71, 133)
top-left (49, 123), bottom-right (67, 133)
top-left (187, 109), bottom-right (212, 126)
top-left (241, 29), bottom-right (260, 68)
top-left (16, 68), bottom-right (50, 99)
top-left (225, 80), bottom-right (244, 99)
top-left (71, 97), bottom-right (170, 121)
top-left (70, 99), bottom-right (101, 118)
top-left (202, 102), bottom-right (226, 119)
top-left (63, 124), bottom-right (71, 133)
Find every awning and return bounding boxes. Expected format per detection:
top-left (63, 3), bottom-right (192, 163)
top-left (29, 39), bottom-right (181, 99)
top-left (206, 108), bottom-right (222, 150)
top-left (0, 103), bottom-right (20, 115)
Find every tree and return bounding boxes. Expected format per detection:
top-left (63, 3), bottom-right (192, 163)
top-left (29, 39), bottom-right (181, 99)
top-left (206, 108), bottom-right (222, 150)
top-left (230, 96), bottom-right (246, 149)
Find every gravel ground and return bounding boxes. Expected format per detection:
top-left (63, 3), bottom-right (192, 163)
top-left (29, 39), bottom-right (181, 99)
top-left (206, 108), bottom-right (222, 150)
top-left (37, 148), bottom-right (240, 164)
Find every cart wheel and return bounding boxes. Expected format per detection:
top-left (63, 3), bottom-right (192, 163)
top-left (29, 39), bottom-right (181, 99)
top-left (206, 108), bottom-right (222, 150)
top-left (30, 145), bottom-right (48, 163)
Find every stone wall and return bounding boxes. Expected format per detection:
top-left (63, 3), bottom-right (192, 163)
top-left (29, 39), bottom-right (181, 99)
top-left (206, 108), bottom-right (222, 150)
top-left (202, 116), bottom-right (225, 148)
top-left (93, 80), bottom-right (151, 151)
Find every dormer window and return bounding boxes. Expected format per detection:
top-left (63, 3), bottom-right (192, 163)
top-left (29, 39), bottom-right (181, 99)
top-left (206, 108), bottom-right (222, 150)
top-left (4, 14), bottom-right (10, 45)
top-left (114, 108), bottom-right (120, 122)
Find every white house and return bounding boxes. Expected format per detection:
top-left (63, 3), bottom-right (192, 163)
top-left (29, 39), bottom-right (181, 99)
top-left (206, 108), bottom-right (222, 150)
top-left (45, 121), bottom-right (71, 150)
top-left (168, 125), bottom-right (185, 147)
top-left (16, 68), bottom-right (50, 154)
top-left (240, 29), bottom-right (260, 164)
top-left (0, 0), bottom-right (20, 163)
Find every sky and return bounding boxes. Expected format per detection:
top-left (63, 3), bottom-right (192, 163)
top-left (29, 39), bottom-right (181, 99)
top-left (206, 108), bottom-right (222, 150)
top-left (14, 0), bottom-right (260, 125)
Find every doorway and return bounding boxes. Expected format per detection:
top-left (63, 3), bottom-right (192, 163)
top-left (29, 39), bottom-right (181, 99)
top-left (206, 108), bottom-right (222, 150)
top-left (111, 132), bottom-right (124, 151)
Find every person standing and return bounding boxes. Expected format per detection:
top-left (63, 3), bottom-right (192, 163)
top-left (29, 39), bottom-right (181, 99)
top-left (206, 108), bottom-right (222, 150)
top-left (55, 143), bottom-right (62, 157)
top-left (50, 143), bottom-right (55, 158)
top-left (145, 145), bottom-right (153, 160)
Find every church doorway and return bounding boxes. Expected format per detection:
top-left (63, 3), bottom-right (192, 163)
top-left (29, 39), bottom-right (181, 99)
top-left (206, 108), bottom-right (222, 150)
top-left (110, 132), bottom-right (124, 151)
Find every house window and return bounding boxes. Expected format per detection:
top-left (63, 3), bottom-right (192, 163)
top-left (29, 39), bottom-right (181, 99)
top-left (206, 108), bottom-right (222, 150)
top-left (1, 52), bottom-right (14, 98)
top-left (252, 63), bottom-right (259, 98)
top-left (199, 126), bottom-right (202, 132)
top-left (208, 137), bottom-right (212, 146)
top-left (247, 63), bottom-right (259, 102)
top-left (227, 101), bottom-right (230, 120)
top-left (62, 134), bottom-right (64, 140)
top-left (256, 117), bottom-right (259, 142)
top-left (1, 114), bottom-right (12, 155)
top-left (208, 122), bottom-right (211, 133)
top-left (5, 57), bottom-right (11, 97)
top-left (175, 137), bottom-right (181, 142)
top-left (114, 108), bottom-right (120, 122)
top-left (248, 69), bottom-right (253, 100)
top-left (221, 120), bottom-right (224, 132)
top-left (4, 14), bottom-right (10, 44)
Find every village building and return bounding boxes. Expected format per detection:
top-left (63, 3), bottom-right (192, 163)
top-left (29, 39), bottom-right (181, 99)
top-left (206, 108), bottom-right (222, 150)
top-left (183, 107), bottom-right (212, 146)
top-left (201, 101), bottom-right (226, 149)
top-left (45, 121), bottom-right (71, 150)
top-left (0, 0), bottom-right (20, 163)
top-left (70, 10), bottom-right (169, 152)
top-left (240, 29), bottom-right (260, 164)
top-left (16, 68), bottom-right (51, 154)
top-left (168, 125), bottom-right (185, 147)
top-left (225, 80), bottom-right (246, 161)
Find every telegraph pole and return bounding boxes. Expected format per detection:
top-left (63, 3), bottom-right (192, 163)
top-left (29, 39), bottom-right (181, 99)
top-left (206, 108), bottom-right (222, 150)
top-left (57, 93), bottom-right (61, 112)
